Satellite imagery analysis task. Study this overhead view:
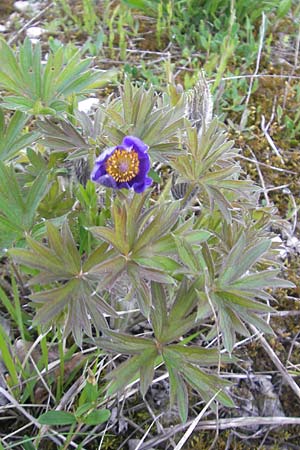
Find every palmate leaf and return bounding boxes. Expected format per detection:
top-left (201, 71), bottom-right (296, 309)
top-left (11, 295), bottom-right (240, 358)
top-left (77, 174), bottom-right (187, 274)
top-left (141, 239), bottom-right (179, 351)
top-left (105, 350), bottom-right (157, 397)
top-left (89, 194), bottom-right (182, 309)
top-left (96, 327), bottom-right (234, 419)
top-left (103, 77), bottom-right (186, 158)
top-left (98, 330), bottom-right (155, 355)
top-left (0, 109), bottom-right (40, 162)
top-left (10, 221), bottom-right (118, 345)
top-left (0, 38), bottom-right (116, 115)
top-left (198, 232), bottom-right (295, 352)
top-left (163, 347), bottom-right (234, 417)
top-left (42, 77), bottom-right (186, 160)
top-left (218, 233), bottom-right (271, 285)
top-left (92, 279), bottom-right (234, 420)
top-left (37, 180), bottom-right (75, 219)
top-left (170, 122), bottom-right (258, 221)
top-left (168, 364), bottom-right (189, 423)
top-left (149, 280), bottom-right (207, 345)
top-left (37, 118), bottom-right (90, 153)
top-left (0, 162), bottom-right (48, 250)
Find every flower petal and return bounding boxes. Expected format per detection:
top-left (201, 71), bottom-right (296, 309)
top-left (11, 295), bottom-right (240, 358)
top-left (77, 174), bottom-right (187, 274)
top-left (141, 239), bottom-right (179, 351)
top-left (96, 174), bottom-right (117, 188)
top-left (95, 147), bottom-right (115, 163)
top-left (127, 154), bottom-right (150, 186)
top-left (122, 136), bottom-right (149, 153)
top-left (91, 136), bottom-right (152, 193)
top-left (138, 154), bottom-right (151, 176)
top-left (91, 164), bottom-right (106, 182)
top-left (133, 177), bottom-right (152, 193)
top-left (117, 181), bottom-right (130, 189)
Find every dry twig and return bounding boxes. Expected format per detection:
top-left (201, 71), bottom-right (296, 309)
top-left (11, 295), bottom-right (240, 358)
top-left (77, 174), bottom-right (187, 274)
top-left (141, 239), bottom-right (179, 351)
top-left (140, 416), bottom-right (300, 450)
top-left (250, 325), bottom-right (300, 400)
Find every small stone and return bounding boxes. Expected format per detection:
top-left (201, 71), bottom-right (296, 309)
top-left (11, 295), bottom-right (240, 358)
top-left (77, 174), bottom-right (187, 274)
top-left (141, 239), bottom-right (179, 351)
top-left (287, 236), bottom-right (300, 253)
top-left (78, 98), bottom-right (99, 113)
top-left (14, 1), bottom-right (30, 13)
top-left (26, 26), bottom-right (43, 38)
top-left (6, 12), bottom-right (20, 28)
top-left (271, 236), bottom-right (283, 244)
top-left (0, 25), bottom-right (7, 32)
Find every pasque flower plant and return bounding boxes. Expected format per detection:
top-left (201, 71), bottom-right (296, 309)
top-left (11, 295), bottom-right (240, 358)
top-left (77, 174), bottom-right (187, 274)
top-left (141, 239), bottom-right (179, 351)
top-left (1, 43), bottom-right (294, 438)
top-left (91, 135), bottom-right (152, 193)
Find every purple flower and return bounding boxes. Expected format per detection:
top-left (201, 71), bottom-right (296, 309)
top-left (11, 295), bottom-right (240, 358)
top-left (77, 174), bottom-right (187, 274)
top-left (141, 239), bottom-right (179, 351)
top-left (91, 136), bottom-right (153, 194)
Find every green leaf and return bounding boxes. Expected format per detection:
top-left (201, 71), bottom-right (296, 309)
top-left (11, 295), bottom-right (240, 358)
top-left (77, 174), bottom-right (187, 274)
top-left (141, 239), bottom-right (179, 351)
top-left (134, 255), bottom-right (180, 272)
top-left (125, 192), bottom-right (150, 250)
top-left (277, 0), bottom-right (292, 18)
top-left (0, 110), bottom-right (39, 162)
top-left (75, 402), bottom-right (94, 417)
top-left (176, 372), bottom-right (189, 423)
top-left (216, 290), bottom-right (273, 312)
top-left (166, 362), bottom-right (188, 423)
top-left (121, 0), bottom-right (157, 14)
top-left (201, 242), bottom-right (215, 280)
top-left (173, 235), bottom-right (200, 272)
top-left (89, 226), bottom-right (126, 254)
top-left (21, 439), bottom-right (37, 450)
top-left (106, 352), bottom-right (150, 396)
top-left (38, 411), bottom-right (76, 426)
top-left (160, 313), bottom-right (198, 344)
top-left (0, 162), bottom-right (24, 220)
top-left (168, 280), bottom-right (198, 322)
top-left (98, 330), bottom-right (155, 355)
top-left (148, 168), bottom-right (161, 183)
top-left (150, 282), bottom-right (168, 338)
top-left (83, 242), bottom-right (110, 271)
top-left (31, 280), bottom-right (80, 324)
top-left (0, 38), bottom-right (24, 86)
top-left (0, 286), bottom-right (18, 322)
top-left (227, 308), bottom-right (250, 338)
top-left (140, 352), bottom-right (156, 397)
top-left (230, 271), bottom-right (295, 290)
top-left (206, 186), bottom-right (232, 223)
top-left (0, 38), bottom-right (115, 115)
top-left (135, 264), bottom-right (175, 284)
top-left (24, 172), bottom-right (49, 226)
top-left (129, 269), bottom-right (152, 318)
top-left (48, 221), bottom-right (81, 273)
top-left (239, 311), bottom-right (275, 335)
top-left (183, 363), bottom-right (234, 407)
top-left (0, 323), bottom-right (19, 388)
top-left (82, 409), bottom-right (110, 426)
top-left (87, 255), bottom-right (126, 288)
top-left (134, 202), bottom-right (179, 252)
top-left (166, 344), bottom-right (231, 366)
top-left (219, 307), bottom-right (235, 353)
top-left (9, 246), bottom-right (66, 280)
top-left (219, 237), bottom-right (271, 285)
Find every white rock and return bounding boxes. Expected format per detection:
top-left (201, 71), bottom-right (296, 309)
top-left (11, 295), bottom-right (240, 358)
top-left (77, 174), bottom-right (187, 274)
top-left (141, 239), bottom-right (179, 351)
top-left (26, 26), bottom-right (44, 38)
top-left (78, 98), bottom-right (100, 113)
top-left (14, 1), bottom-right (31, 12)
top-left (6, 12), bottom-right (20, 28)
top-left (0, 25), bottom-right (7, 32)
top-left (287, 236), bottom-right (300, 253)
top-left (271, 236), bottom-right (286, 258)
top-left (271, 236), bottom-right (283, 244)
top-left (29, 1), bottom-right (42, 13)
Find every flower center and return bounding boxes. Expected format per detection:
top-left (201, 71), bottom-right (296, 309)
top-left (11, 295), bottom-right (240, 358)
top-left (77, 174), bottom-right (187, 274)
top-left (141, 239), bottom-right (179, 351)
top-left (106, 148), bottom-right (140, 182)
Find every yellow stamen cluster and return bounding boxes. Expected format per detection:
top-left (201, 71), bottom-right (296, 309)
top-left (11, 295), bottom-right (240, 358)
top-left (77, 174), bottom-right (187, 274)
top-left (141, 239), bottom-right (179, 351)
top-left (106, 148), bottom-right (140, 182)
